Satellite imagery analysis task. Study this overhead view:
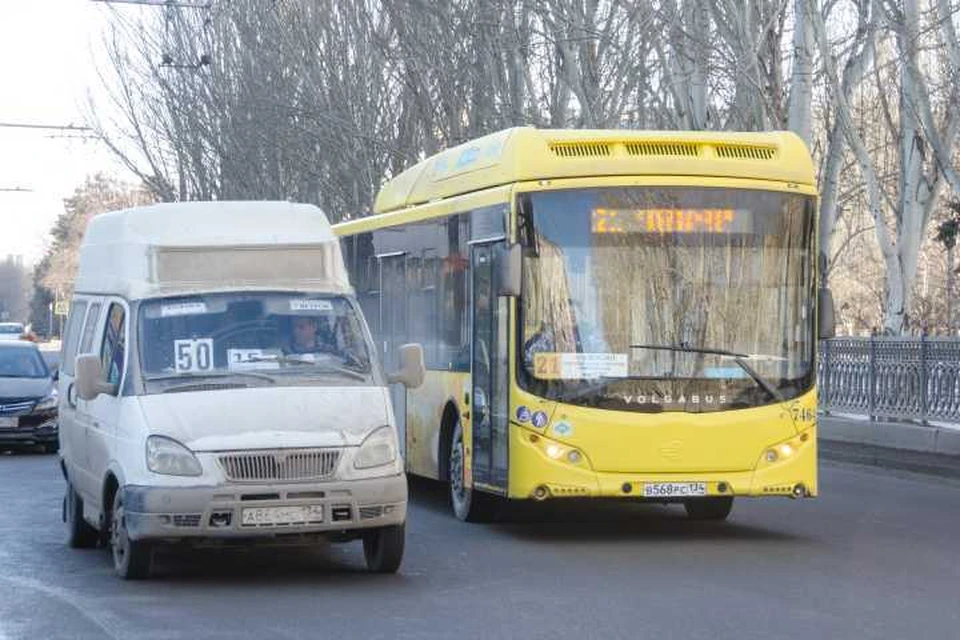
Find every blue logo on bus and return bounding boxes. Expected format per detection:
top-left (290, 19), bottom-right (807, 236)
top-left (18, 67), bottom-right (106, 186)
top-left (516, 406), bottom-right (532, 423)
top-left (532, 411), bottom-right (548, 429)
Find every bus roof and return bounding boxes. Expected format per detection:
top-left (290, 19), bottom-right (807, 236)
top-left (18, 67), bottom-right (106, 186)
top-left (373, 127), bottom-right (814, 214)
top-left (76, 201), bottom-right (351, 300)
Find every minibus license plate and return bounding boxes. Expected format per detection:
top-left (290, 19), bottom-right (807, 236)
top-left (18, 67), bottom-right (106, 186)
top-left (241, 505), bottom-right (323, 527)
top-left (642, 482), bottom-right (707, 498)
top-left (0, 417), bottom-right (17, 428)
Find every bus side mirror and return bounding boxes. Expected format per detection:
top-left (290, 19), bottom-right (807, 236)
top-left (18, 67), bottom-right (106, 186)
top-left (818, 288), bottom-right (836, 339)
top-left (496, 243), bottom-right (522, 297)
top-left (387, 343), bottom-right (425, 389)
top-left (75, 354), bottom-right (113, 400)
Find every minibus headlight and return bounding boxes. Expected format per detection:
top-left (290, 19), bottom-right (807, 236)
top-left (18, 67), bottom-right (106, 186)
top-left (146, 435), bottom-right (202, 476)
top-left (354, 426), bottom-right (397, 469)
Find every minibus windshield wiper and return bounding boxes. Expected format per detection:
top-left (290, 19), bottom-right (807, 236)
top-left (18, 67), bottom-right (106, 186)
top-left (244, 354), bottom-right (369, 381)
top-left (320, 366), bottom-right (367, 380)
top-left (145, 371), bottom-right (276, 384)
top-left (629, 343), bottom-right (783, 402)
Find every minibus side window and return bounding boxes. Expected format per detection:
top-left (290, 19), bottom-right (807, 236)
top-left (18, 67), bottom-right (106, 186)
top-left (79, 302), bottom-right (102, 354)
top-left (99, 304), bottom-right (127, 388)
top-left (61, 301), bottom-right (87, 376)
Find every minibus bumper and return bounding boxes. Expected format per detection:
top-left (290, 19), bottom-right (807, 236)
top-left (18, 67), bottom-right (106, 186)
top-left (122, 474), bottom-right (407, 541)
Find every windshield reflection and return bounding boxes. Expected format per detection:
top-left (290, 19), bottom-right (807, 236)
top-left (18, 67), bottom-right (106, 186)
top-left (518, 186), bottom-right (816, 412)
top-left (138, 292), bottom-right (373, 390)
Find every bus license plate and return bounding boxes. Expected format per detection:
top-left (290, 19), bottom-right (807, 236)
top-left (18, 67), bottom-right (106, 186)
top-left (241, 505), bottom-right (323, 527)
top-left (642, 482), bottom-right (707, 498)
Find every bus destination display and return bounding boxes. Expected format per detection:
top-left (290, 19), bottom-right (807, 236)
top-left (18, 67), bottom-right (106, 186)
top-left (591, 208), bottom-right (753, 234)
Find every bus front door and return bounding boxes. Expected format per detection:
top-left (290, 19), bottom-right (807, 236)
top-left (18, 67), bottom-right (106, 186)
top-left (470, 242), bottom-right (509, 494)
top-left (378, 251), bottom-right (408, 459)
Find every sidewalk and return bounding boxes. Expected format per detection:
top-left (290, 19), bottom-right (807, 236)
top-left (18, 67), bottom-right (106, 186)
top-left (819, 414), bottom-right (960, 478)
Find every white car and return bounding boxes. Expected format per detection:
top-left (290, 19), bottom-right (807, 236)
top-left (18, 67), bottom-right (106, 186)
top-left (0, 323), bottom-right (25, 341)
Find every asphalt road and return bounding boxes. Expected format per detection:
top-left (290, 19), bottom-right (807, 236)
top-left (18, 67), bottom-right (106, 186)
top-left (0, 452), bottom-right (958, 640)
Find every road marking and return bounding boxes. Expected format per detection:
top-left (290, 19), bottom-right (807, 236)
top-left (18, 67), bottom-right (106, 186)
top-left (0, 575), bottom-right (125, 639)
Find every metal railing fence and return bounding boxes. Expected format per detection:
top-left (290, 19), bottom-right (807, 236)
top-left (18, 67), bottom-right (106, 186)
top-left (818, 337), bottom-right (960, 423)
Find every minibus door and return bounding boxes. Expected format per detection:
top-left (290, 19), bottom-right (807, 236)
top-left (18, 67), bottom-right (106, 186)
top-left (470, 242), bottom-right (509, 493)
top-left (378, 252), bottom-right (408, 459)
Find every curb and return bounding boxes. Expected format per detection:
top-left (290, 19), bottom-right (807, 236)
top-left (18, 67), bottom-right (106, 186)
top-left (819, 415), bottom-right (960, 479)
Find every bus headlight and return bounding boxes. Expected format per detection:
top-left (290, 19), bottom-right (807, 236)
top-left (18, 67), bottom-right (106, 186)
top-left (354, 426), bottom-right (397, 469)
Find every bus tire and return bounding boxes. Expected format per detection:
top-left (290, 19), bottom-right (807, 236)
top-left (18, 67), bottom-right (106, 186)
top-left (449, 420), bottom-right (494, 522)
top-left (363, 523), bottom-right (405, 573)
top-left (683, 497), bottom-right (733, 521)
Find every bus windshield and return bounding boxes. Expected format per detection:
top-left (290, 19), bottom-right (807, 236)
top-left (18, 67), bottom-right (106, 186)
top-left (138, 292), bottom-right (374, 391)
top-left (518, 186), bottom-right (816, 413)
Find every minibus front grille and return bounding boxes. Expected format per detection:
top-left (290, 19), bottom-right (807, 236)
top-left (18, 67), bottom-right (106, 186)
top-left (217, 449), bottom-right (341, 483)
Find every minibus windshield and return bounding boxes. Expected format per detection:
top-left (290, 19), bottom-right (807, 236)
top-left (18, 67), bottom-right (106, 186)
top-left (138, 292), bottom-right (374, 388)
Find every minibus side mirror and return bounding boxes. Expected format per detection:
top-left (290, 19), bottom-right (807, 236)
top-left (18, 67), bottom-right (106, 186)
top-left (51, 367), bottom-right (59, 382)
top-left (387, 343), bottom-right (426, 389)
top-left (818, 288), bottom-right (836, 339)
top-left (75, 354), bottom-right (113, 401)
top-left (496, 243), bottom-right (522, 298)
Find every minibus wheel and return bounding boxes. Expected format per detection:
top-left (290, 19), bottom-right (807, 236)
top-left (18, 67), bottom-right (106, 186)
top-left (683, 497), bottom-right (734, 521)
top-left (449, 421), bottom-right (494, 522)
top-left (64, 481), bottom-right (98, 549)
top-left (110, 490), bottom-right (153, 579)
top-left (363, 523), bottom-right (404, 573)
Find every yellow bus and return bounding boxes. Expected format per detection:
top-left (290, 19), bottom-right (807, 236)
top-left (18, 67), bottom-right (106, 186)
top-left (334, 127), bottom-right (830, 521)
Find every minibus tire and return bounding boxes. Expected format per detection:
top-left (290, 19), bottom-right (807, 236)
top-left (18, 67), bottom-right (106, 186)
top-left (110, 490), bottom-right (153, 579)
top-left (363, 523), bottom-right (404, 573)
top-left (683, 497), bottom-right (734, 521)
top-left (64, 482), bottom-right (98, 549)
top-left (448, 421), bottom-right (494, 522)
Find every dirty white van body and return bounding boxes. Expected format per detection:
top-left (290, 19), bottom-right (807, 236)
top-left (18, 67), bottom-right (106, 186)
top-left (58, 201), bottom-right (423, 578)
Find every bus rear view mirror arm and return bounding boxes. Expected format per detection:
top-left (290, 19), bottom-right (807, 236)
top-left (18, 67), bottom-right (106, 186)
top-left (75, 354), bottom-right (115, 401)
top-left (818, 288), bottom-right (836, 340)
top-left (496, 243), bottom-right (522, 298)
top-left (387, 343), bottom-right (426, 389)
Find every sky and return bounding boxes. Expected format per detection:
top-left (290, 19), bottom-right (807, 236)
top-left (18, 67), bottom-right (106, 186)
top-left (0, 0), bottom-right (132, 266)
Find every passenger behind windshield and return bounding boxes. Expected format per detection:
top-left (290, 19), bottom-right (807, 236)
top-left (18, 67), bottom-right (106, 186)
top-left (138, 293), bottom-right (372, 389)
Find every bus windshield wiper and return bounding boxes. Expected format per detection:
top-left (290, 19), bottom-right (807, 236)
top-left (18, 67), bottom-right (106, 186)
top-left (629, 343), bottom-right (783, 402)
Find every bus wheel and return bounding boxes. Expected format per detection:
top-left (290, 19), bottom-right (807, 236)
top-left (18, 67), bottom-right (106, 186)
top-left (449, 421), bottom-right (493, 522)
top-left (683, 497), bottom-right (733, 521)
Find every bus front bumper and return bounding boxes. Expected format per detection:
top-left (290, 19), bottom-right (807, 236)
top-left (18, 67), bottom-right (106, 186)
top-left (507, 425), bottom-right (818, 500)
